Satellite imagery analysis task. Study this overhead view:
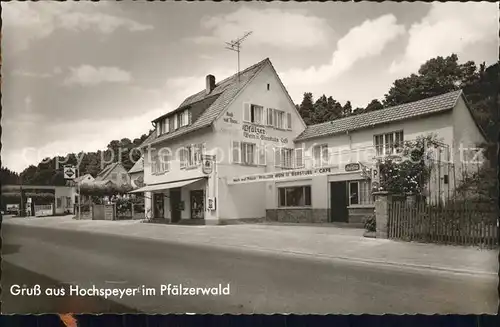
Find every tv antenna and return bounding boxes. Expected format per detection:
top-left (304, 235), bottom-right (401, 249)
top-left (225, 31), bottom-right (253, 82)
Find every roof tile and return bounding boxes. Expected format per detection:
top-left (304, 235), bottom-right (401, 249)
top-left (295, 90), bottom-right (462, 142)
top-left (142, 58), bottom-right (269, 147)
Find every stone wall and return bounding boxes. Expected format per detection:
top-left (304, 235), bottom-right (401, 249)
top-left (266, 209), bottom-right (328, 223)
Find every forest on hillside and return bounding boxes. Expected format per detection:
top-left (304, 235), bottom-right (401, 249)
top-left (1, 53), bottom-right (497, 187)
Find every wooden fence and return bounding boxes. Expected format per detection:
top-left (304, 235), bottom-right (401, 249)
top-left (388, 200), bottom-right (498, 248)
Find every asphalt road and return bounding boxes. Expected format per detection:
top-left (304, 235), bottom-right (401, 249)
top-left (2, 224), bottom-right (497, 314)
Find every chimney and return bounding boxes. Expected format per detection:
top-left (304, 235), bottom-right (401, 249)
top-left (206, 75), bottom-right (216, 95)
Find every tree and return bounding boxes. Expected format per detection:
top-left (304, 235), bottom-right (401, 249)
top-left (342, 101), bottom-right (352, 117)
top-left (298, 92), bottom-right (315, 125)
top-left (0, 167), bottom-right (20, 184)
top-left (383, 54), bottom-right (480, 107)
top-left (364, 99), bottom-right (383, 112)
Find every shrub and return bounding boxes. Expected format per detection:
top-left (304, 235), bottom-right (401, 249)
top-left (364, 215), bottom-right (376, 232)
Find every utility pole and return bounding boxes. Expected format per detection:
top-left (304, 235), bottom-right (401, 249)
top-left (77, 166), bottom-right (81, 220)
top-left (225, 31), bottom-right (253, 82)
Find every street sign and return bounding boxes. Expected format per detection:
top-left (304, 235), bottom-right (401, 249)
top-left (64, 166), bottom-right (77, 179)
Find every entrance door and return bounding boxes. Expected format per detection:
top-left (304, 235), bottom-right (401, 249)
top-left (153, 193), bottom-right (164, 219)
top-left (330, 182), bottom-right (348, 222)
top-left (190, 190), bottom-right (205, 219)
top-left (170, 188), bottom-right (182, 223)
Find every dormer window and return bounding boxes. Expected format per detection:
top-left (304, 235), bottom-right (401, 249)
top-left (176, 109), bottom-right (191, 129)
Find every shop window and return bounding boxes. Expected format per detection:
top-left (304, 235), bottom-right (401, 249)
top-left (348, 181), bottom-right (373, 206)
top-left (278, 186), bottom-right (312, 207)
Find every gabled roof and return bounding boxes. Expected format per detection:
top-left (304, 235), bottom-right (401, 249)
top-left (129, 156), bottom-right (144, 174)
top-left (295, 90), bottom-right (463, 142)
top-left (74, 174), bottom-right (94, 183)
top-left (95, 162), bottom-right (120, 181)
top-left (141, 58), bottom-right (270, 147)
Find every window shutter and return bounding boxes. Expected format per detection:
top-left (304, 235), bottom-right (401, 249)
top-left (243, 103), bottom-right (251, 122)
top-left (180, 148), bottom-right (186, 168)
top-left (173, 114), bottom-right (178, 130)
top-left (231, 141), bottom-right (241, 163)
top-left (274, 147), bottom-right (281, 167)
top-left (156, 126), bottom-right (161, 137)
top-left (321, 146), bottom-right (329, 166)
top-left (259, 144), bottom-right (266, 166)
top-left (266, 108), bottom-right (273, 126)
top-left (287, 113), bottom-right (292, 130)
top-left (295, 148), bottom-right (304, 168)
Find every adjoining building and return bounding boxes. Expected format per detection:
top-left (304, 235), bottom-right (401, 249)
top-left (132, 58), bottom-right (487, 225)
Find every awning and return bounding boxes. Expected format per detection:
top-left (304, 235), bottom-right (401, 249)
top-left (129, 178), bottom-right (204, 193)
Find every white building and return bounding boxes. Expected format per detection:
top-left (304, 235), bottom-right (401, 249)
top-left (133, 58), bottom-right (487, 225)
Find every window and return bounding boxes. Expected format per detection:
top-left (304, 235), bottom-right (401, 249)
top-left (177, 113), bottom-right (183, 128)
top-left (163, 118), bottom-right (170, 134)
top-left (232, 141), bottom-right (264, 166)
top-left (160, 152), bottom-right (171, 172)
top-left (295, 148), bottom-right (304, 168)
top-left (121, 173), bottom-right (128, 183)
top-left (267, 83), bottom-right (270, 91)
top-left (180, 144), bottom-right (203, 168)
top-left (280, 148), bottom-right (294, 169)
top-left (286, 113), bottom-right (292, 130)
top-left (374, 131), bottom-right (404, 156)
top-left (349, 182), bottom-right (359, 205)
top-left (313, 144), bottom-right (329, 167)
top-left (241, 142), bottom-right (256, 165)
top-left (66, 197), bottom-right (72, 207)
top-left (274, 110), bottom-right (285, 129)
top-left (111, 172), bottom-right (118, 181)
top-left (278, 186), bottom-right (312, 207)
top-left (243, 103), bottom-right (264, 124)
top-left (151, 155), bottom-right (161, 174)
top-left (348, 181), bottom-right (373, 206)
top-left (186, 144), bottom-right (203, 167)
top-left (57, 198), bottom-right (62, 208)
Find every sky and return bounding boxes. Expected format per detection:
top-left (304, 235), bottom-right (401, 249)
top-left (2, 1), bottom-right (498, 173)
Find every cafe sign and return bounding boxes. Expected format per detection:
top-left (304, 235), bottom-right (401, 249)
top-left (242, 124), bottom-right (288, 144)
top-left (229, 166), bottom-right (335, 185)
top-left (345, 163), bottom-right (360, 172)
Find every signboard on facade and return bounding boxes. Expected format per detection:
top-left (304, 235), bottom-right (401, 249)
top-left (202, 157), bottom-right (213, 175)
top-left (207, 197), bottom-right (216, 211)
top-left (63, 166), bottom-right (76, 179)
top-left (345, 163), bottom-right (360, 172)
top-left (242, 123), bottom-right (288, 144)
top-left (223, 112), bottom-right (238, 124)
top-left (229, 166), bottom-right (336, 185)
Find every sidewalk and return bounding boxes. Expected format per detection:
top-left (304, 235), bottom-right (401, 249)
top-left (4, 215), bottom-right (498, 276)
